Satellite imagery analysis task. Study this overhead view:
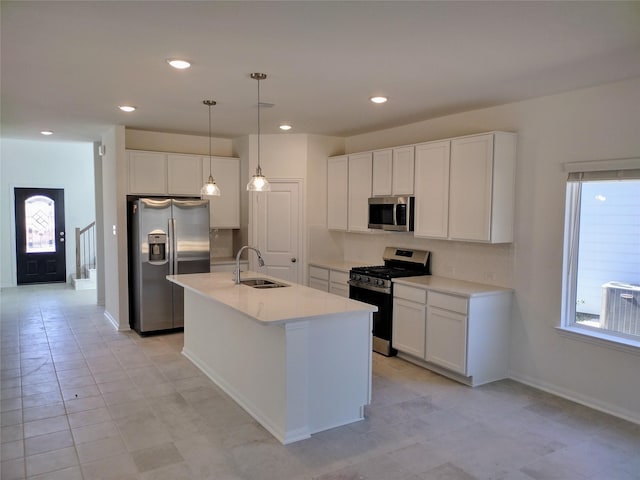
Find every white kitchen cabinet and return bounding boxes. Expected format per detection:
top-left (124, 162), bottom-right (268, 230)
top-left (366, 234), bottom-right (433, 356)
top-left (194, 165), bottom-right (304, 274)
top-left (308, 265), bottom-right (329, 292)
top-left (372, 150), bottom-right (393, 196)
top-left (448, 132), bottom-right (516, 243)
top-left (392, 276), bottom-right (511, 386)
top-left (348, 152), bottom-right (373, 232)
top-left (392, 284), bottom-right (427, 358)
top-left (426, 292), bottom-right (468, 375)
top-left (128, 151), bottom-right (167, 194)
top-left (128, 150), bottom-right (209, 197)
top-left (327, 156), bottom-right (348, 231)
top-left (308, 265), bottom-right (350, 298)
top-left (371, 147), bottom-right (414, 196)
top-left (168, 154), bottom-right (203, 195)
top-left (414, 140), bottom-right (450, 239)
top-left (203, 156), bottom-right (240, 229)
top-left (329, 269), bottom-right (350, 298)
top-left (392, 146), bottom-right (414, 195)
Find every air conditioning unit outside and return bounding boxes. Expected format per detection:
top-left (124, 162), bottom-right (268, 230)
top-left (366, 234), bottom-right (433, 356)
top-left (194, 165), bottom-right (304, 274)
top-left (601, 282), bottom-right (640, 336)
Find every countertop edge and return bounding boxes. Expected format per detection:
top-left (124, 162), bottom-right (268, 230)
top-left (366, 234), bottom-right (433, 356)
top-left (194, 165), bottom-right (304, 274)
top-left (168, 272), bottom-right (377, 325)
top-left (393, 275), bottom-right (512, 297)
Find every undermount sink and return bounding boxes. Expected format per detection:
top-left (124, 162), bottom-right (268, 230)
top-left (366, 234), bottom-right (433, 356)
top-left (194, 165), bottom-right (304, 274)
top-left (239, 278), bottom-right (289, 289)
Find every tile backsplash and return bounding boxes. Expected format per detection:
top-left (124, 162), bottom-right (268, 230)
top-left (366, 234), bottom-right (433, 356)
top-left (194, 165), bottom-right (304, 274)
top-left (210, 229), bottom-right (234, 259)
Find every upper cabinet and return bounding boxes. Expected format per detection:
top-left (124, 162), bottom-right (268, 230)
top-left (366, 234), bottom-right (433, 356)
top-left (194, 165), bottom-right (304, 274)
top-left (448, 132), bottom-right (516, 243)
top-left (326, 131), bottom-right (516, 244)
top-left (128, 151), bottom-right (168, 194)
top-left (392, 146), bottom-right (415, 195)
top-left (414, 140), bottom-right (450, 239)
top-left (168, 154), bottom-right (204, 195)
top-left (327, 155), bottom-right (349, 231)
top-left (128, 149), bottom-right (241, 229)
top-left (371, 147), bottom-right (414, 196)
top-left (348, 152), bottom-right (373, 233)
top-left (128, 150), bottom-right (202, 196)
top-left (203, 156), bottom-right (240, 229)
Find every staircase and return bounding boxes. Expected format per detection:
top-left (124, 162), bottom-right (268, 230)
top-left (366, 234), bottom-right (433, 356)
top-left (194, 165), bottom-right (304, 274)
top-left (71, 221), bottom-right (97, 290)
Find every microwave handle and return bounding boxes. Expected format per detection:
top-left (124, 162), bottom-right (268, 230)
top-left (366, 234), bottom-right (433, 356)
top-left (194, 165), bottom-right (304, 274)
top-left (393, 203), bottom-right (398, 226)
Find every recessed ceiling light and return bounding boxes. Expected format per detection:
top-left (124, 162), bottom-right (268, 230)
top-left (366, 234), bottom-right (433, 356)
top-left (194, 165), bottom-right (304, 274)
top-left (167, 59), bottom-right (191, 69)
top-left (370, 96), bottom-right (388, 104)
top-left (40, 130), bottom-right (53, 136)
top-left (118, 105), bottom-right (136, 112)
top-left (279, 124), bottom-right (292, 131)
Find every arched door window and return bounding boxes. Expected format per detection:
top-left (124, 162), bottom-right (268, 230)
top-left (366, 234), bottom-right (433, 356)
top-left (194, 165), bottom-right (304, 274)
top-left (25, 195), bottom-right (56, 253)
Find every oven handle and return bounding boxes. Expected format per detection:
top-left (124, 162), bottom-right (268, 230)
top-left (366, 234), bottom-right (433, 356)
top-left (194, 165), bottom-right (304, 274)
top-left (348, 280), bottom-right (391, 295)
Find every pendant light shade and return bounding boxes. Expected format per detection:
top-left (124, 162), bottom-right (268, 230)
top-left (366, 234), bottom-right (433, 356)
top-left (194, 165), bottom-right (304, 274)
top-left (201, 100), bottom-right (221, 197)
top-left (247, 73), bottom-right (271, 192)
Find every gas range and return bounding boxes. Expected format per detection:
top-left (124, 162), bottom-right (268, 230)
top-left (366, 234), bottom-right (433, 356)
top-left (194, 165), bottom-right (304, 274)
top-left (348, 247), bottom-right (431, 357)
top-left (348, 248), bottom-right (431, 294)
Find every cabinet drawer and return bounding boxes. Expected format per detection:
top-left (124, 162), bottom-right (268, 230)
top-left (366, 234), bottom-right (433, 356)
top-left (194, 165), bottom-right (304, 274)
top-left (309, 266), bottom-right (330, 281)
top-left (329, 270), bottom-right (349, 284)
top-left (394, 284), bottom-right (427, 304)
top-left (428, 291), bottom-right (468, 314)
top-left (329, 282), bottom-right (349, 298)
top-left (309, 278), bottom-right (329, 292)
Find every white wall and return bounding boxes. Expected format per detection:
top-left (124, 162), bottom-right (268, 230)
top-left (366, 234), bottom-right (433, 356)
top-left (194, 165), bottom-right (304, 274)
top-left (341, 76), bottom-right (640, 423)
top-left (0, 138), bottom-right (95, 287)
top-left (101, 126), bottom-right (128, 330)
top-left (125, 129), bottom-right (234, 157)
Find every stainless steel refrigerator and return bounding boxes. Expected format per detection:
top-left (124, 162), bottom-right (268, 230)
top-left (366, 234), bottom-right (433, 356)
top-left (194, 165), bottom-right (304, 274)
top-left (129, 197), bottom-right (210, 334)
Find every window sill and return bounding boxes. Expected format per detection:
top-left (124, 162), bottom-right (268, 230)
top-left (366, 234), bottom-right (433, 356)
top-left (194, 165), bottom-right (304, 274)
top-left (556, 326), bottom-right (640, 355)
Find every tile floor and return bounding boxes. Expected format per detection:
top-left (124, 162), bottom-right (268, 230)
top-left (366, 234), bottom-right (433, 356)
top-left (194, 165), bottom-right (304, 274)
top-left (1, 284), bottom-right (639, 480)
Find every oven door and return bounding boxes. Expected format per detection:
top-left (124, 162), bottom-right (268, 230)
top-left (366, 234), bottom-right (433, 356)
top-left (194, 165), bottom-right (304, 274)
top-left (349, 284), bottom-right (397, 356)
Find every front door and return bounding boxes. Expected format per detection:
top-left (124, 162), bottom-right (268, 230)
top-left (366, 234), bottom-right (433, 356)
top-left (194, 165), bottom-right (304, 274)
top-left (15, 188), bottom-right (66, 284)
top-left (252, 181), bottom-right (301, 283)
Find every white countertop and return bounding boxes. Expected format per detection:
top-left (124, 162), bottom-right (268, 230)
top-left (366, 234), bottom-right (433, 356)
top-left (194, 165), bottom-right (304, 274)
top-left (167, 271), bottom-right (377, 325)
top-left (393, 275), bottom-right (512, 297)
top-left (308, 260), bottom-right (369, 273)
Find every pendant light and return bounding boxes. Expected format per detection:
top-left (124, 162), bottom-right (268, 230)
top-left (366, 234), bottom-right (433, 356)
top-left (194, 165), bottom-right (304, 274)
top-left (246, 73), bottom-right (271, 192)
top-left (201, 100), bottom-right (221, 197)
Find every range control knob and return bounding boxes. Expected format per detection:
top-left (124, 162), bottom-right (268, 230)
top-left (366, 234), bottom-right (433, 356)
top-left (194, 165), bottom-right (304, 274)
top-left (353, 274), bottom-right (361, 281)
top-left (377, 279), bottom-right (386, 287)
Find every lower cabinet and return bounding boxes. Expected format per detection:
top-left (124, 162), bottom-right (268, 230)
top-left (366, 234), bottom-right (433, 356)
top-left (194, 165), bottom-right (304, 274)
top-left (308, 266), bottom-right (330, 292)
top-left (308, 264), bottom-right (350, 298)
top-left (392, 279), bottom-right (511, 386)
top-left (329, 270), bottom-right (350, 298)
top-left (392, 297), bottom-right (426, 358)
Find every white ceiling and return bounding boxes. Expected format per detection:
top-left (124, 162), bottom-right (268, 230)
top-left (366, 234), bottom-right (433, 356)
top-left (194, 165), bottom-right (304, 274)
top-left (2, 1), bottom-right (640, 143)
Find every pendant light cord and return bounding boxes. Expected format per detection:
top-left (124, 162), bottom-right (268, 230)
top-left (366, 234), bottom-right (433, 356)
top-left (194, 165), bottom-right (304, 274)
top-left (257, 76), bottom-right (261, 172)
top-left (208, 102), bottom-right (212, 176)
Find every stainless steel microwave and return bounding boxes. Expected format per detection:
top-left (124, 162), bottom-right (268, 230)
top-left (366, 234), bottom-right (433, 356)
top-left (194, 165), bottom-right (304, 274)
top-left (368, 196), bottom-right (415, 232)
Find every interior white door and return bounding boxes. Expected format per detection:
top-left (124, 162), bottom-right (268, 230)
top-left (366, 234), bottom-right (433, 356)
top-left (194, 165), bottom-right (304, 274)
top-left (253, 181), bottom-right (301, 283)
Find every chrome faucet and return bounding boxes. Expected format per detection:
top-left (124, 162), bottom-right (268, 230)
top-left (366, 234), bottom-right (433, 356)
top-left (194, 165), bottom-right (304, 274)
top-left (235, 246), bottom-right (265, 284)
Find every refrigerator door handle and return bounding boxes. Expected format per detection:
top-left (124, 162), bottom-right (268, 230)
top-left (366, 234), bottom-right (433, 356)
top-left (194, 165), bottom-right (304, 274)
top-left (168, 218), bottom-right (174, 275)
top-left (171, 217), bottom-right (178, 275)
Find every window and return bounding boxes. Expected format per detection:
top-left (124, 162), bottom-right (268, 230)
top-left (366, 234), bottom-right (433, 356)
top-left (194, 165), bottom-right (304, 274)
top-left (24, 195), bottom-right (56, 253)
top-left (562, 164), bottom-right (640, 346)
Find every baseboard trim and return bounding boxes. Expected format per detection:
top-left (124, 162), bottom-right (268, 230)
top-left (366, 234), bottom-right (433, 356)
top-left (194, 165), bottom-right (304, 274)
top-left (509, 371), bottom-right (640, 426)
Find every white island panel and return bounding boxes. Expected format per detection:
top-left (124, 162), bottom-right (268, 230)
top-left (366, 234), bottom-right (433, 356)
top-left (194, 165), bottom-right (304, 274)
top-left (171, 272), bottom-right (375, 444)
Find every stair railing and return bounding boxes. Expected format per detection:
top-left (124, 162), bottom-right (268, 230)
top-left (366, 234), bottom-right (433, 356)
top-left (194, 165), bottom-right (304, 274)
top-left (75, 221), bottom-right (96, 279)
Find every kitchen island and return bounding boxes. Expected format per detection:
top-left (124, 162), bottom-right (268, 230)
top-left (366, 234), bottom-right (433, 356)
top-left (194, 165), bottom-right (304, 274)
top-left (167, 271), bottom-right (376, 444)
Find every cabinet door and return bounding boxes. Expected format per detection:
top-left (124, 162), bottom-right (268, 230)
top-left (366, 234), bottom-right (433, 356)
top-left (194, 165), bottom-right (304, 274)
top-left (128, 151), bottom-right (167, 194)
top-left (414, 141), bottom-right (450, 239)
top-left (393, 298), bottom-right (426, 358)
top-left (205, 157), bottom-right (240, 229)
top-left (309, 278), bottom-right (329, 292)
top-left (327, 156), bottom-right (348, 231)
top-left (392, 146), bottom-right (415, 195)
top-left (329, 270), bottom-right (349, 298)
top-left (426, 306), bottom-right (467, 374)
top-left (372, 150), bottom-right (392, 196)
top-left (168, 154), bottom-right (202, 195)
top-left (449, 134), bottom-right (494, 242)
top-left (348, 152), bottom-right (373, 232)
